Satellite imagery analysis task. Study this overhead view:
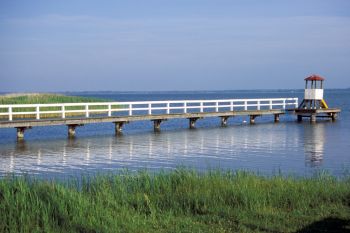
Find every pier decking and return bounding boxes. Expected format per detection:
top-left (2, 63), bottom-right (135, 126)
top-left (294, 108), bottom-right (341, 122)
top-left (0, 98), bottom-right (300, 139)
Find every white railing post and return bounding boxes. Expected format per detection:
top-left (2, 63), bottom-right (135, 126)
top-left (36, 106), bottom-right (40, 120)
top-left (200, 102), bottom-right (204, 113)
top-left (148, 104), bottom-right (152, 115)
top-left (244, 101), bottom-right (247, 111)
top-left (62, 105), bottom-right (65, 119)
top-left (230, 101), bottom-right (233, 111)
top-left (129, 104), bottom-right (132, 116)
top-left (166, 103), bottom-right (170, 114)
top-left (257, 101), bottom-right (260, 110)
top-left (269, 100), bottom-right (273, 110)
top-left (9, 106), bottom-right (12, 121)
top-left (295, 98), bottom-right (299, 108)
top-left (108, 104), bottom-right (112, 117)
top-left (283, 100), bottom-right (286, 109)
top-left (85, 105), bottom-right (89, 118)
top-left (184, 102), bottom-right (187, 113)
top-left (215, 102), bottom-right (219, 112)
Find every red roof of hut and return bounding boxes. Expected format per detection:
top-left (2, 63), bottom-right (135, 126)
top-left (304, 74), bottom-right (325, 81)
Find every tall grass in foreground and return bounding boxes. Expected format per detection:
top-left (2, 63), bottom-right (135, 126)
top-left (0, 170), bottom-right (349, 233)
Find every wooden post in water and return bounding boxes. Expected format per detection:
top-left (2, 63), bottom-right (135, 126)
top-left (297, 115), bottom-right (303, 122)
top-left (331, 113), bottom-right (337, 121)
top-left (189, 118), bottom-right (199, 129)
top-left (67, 124), bottom-right (83, 137)
top-left (310, 114), bottom-right (316, 123)
top-left (153, 120), bottom-right (163, 132)
top-left (220, 116), bottom-right (229, 127)
top-left (68, 125), bottom-right (77, 137)
top-left (274, 114), bottom-right (280, 123)
top-left (249, 115), bottom-right (258, 124)
top-left (16, 127), bottom-right (30, 140)
top-left (114, 122), bottom-right (126, 135)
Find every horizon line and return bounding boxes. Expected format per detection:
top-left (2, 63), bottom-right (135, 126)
top-left (0, 87), bottom-right (349, 95)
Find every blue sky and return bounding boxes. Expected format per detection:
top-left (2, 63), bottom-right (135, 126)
top-left (1, 0), bottom-right (349, 92)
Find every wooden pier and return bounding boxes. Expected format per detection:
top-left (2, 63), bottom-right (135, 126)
top-left (0, 98), bottom-right (299, 139)
top-left (294, 108), bottom-right (341, 123)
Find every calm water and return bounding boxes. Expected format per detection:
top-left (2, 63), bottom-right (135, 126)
top-left (0, 90), bottom-right (349, 178)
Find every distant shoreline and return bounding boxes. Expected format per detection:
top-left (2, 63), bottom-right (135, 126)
top-left (0, 93), bottom-right (108, 105)
top-left (0, 92), bottom-right (62, 98)
top-left (0, 94), bottom-right (109, 119)
top-left (1, 88), bottom-right (348, 96)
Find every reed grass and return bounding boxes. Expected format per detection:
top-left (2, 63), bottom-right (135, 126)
top-left (0, 93), bottom-right (112, 119)
top-left (0, 93), bottom-right (106, 105)
top-left (0, 169), bottom-right (349, 233)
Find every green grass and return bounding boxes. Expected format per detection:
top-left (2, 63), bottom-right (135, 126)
top-left (0, 169), bottom-right (349, 233)
top-left (0, 93), bottom-right (107, 105)
top-left (0, 93), bottom-right (117, 119)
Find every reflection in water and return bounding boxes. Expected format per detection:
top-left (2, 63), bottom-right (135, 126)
top-left (304, 124), bottom-right (325, 167)
top-left (86, 141), bottom-right (90, 165)
top-left (15, 140), bottom-right (28, 153)
top-left (0, 122), bottom-right (343, 178)
top-left (37, 149), bottom-right (41, 166)
top-left (62, 143), bottom-right (67, 166)
top-left (0, 124), bottom-right (301, 177)
top-left (9, 153), bottom-right (14, 174)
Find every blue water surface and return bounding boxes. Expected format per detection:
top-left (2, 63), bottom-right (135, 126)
top-left (0, 89), bottom-right (349, 178)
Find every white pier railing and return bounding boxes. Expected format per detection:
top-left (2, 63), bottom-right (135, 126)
top-left (0, 98), bottom-right (298, 121)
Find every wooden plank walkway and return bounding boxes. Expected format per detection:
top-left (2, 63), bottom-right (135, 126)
top-left (0, 98), bottom-right (298, 139)
top-left (0, 109), bottom-right (285, 128)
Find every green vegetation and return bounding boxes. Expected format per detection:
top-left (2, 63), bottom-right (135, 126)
top-left (0, 93), bottom-right (106, 105)
top-left (1, 169), bottom-right (349, 233)
top-left (0, 93), bottom-right (114, 119)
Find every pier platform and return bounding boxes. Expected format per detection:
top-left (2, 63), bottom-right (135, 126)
top-left (0, 98), bottom-right (299, 139)
top-left (292, 108), bottom-right (341, 122)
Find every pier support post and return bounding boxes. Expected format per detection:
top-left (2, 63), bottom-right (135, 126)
top-left (249, 115), bottom-right (258, 124)
top-left (331, 113), bottom-right (337, 121)
top-left (67, 124), bottom-right (83, 138)
top-left (220, 116), bottom-right (229, 127)
top-left (297, 115), bottom-right (303, 122)
top-left (274, 114), bottom-right (280, 123)
top-left (153, 120), bottom-right (163, 132)
top-left (310, 114), bottom-right (316, 123)
top-left (189, 118), bottom-right (199, 129)
top-left (68, 125), bottom-right (77, 137)
top-left (114, 122), bottom-right (127, 135)
top-left (16, 127), bottom-right (30, 140)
